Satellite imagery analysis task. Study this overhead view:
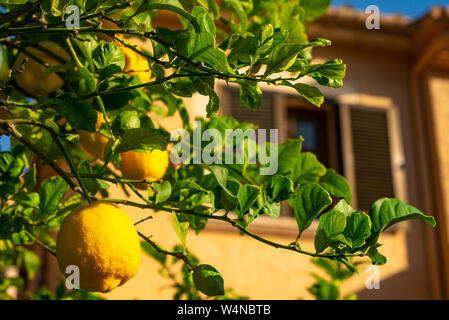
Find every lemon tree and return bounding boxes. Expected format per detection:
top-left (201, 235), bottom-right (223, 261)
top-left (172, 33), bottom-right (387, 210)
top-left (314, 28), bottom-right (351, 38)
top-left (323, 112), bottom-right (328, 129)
top-left (0, 0), bottom-right (436, 299)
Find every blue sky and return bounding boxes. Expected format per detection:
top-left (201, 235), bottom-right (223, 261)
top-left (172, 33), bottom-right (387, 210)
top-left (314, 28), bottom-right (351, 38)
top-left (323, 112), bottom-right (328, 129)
top-left (331, 0), bottom-right (448, 18)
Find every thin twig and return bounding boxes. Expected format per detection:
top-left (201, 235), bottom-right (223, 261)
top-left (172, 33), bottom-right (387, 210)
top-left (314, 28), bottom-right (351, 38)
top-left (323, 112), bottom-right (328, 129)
top-left (137, 231), bottom-right (195, 271)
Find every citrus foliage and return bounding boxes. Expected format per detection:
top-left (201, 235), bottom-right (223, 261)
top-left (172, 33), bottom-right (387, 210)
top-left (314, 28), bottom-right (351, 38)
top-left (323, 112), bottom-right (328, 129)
top-left (0, 0), bottom-right (436, 299)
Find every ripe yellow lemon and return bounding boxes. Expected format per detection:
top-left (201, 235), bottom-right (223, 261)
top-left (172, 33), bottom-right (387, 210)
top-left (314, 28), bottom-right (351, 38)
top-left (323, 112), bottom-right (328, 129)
top-left (13, 41), bottom-right (70, 96)
top-left (119, 149), bottom-right (169, 189)
top-left (78, 112), bottom-right (109, 160)
top-left (96, 19), bottom-right (151, 84)
top-left (119, 41), bottom-right (151, 84)
top-left (56, 201), bottom-right (141, 293)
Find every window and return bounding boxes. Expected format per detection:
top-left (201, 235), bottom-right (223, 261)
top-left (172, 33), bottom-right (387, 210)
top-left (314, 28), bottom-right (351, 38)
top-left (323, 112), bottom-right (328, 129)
top-left (219, 85), bottom-right (400, 217)
top-left (286, 97), bottom-right (343, 173)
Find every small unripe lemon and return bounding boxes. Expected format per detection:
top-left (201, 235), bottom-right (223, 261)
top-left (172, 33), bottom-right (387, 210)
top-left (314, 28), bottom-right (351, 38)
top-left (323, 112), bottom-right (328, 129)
top-left (78, 112), bottom-right (109, 160)
top-left (56, 201), bottom-right (141, 293)
top-left (13, 41), bottom-right (70, 96)
top-left (119, 149), bottom-right (169, 189)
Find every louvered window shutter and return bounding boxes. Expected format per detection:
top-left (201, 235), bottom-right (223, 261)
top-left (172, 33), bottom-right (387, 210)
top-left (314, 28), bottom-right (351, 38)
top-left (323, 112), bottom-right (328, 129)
top-left (350, 107), bottom-right (395, 210)
top-left (224, 87), bottom-right (275, 130)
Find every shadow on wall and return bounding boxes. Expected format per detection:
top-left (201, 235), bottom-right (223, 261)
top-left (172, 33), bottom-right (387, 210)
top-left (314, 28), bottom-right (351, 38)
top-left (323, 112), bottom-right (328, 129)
top-left (356, 220), bottom-right (435, 299)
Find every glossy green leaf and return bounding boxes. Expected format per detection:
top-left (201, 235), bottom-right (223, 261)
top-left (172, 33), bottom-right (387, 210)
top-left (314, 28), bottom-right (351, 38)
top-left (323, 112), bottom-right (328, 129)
top-left (239, 80), bottom-right (262, 110)
top-left (292, 152), bottom-right (326, 185)
top-left (141, 241), bottom-right (166, 265)
top-left (283, 81), bottom-right (324, 107)
top-left (278, 139), bottom-right (302, 175)
top-left (172, 212), bottom-right (189, 252)
top-left (237, 184), bottom-right (261, 216)
top-left (23, 164), bottom-right (37, 191)
top-left (306, 59), bottom-right (346, 88)
top-left (315, 210), bottom-right (347, 253)
top-left (344, 211), bottom-right (372, 248)
top-left (38, 176), bottom-right (69, 217)
top-left (92, 43), bottom-right (125, 79)
top-left (367, 245), bottom-right (387, 265)
top-left (0, 152), bottom-right (25, 178)
top-left (301, 0), bottom-right (332, 21)
top-left (293, 184), bottom-right (332, 236)
top-left (116, 128), bottom-right (170, 153)
top-left (57, 99), bottom-right (97, 132)
top-left (149, 181), bottom-right (172, 204)
top-left (222, 0), bottom-right (248, 34)
top-left (367, 198), bottom-right (436, 245)
top-left (128, 1), bottom-right (200, 32)
top-left (319, 169), bottom-right (352, 203)
top-left (21, 248), bottom-right (41, 279)
top-left (263, 175), bottom-right (294, 202)
top-left (265, 43), bottom-right (303, 76)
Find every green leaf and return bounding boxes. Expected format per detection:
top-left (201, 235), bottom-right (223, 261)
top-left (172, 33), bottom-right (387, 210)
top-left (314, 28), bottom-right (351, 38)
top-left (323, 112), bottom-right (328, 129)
top-left (278, 139), bottom-right (302, 175)
top-left (141, 241), bottom-right (166, 265)
top-left (331, 199), bottom-right (357, 217)
top-left (92, 42), bottom-right (125, 70)
top-left (184, 7), bottom-right (230, 73)
top-left (55, 193), bottom-right (85, 220)
top-left (306, 59), bottom-right (346, 88)
top-left (283, 81), bottom-right (324, 107)
top-left (367, 198), bottom-right (436, 245)
top-left (315, 210), bottom-right (347, 253)
top-left (41, 0), bottom-right (65, 16)
top-left (116, 128), bottom-right (170, 153)
top-left (172, 212), bottom-right (189, 253)
top-left (79, 162), bottom-right (100, 194)
top-left (239, 80), bottom-right (262, 110)
top-left (237, 184), bottom-right (261, 216)
top-left (367, 246), bottom-right (387, 265)
top-left (263, 175), bottom-right (294, 202)
top-left (57, 99), bottom-right (97, 132)
top-left (23, 164), bottom-right (37, 191)
top-left (21, 248), bottom-right (41, 279)
top-left (148, 181), bottom-right (172, 204)
top-left (265, 43), bottom-right (304, 76)
top-left (0, 152), bottom-right (24, 178)
top-left (222, 0), bottom-right (248, 34)
top-left (292, 152), bottom-right (326, 185)
top-left (38, 176), bottom-right (69, 217)
top-left (293, 184), bottom-right (332, 236)
top-left (194, 77), bottom-right (220, 117)
top-left (128, 1), bottom-right (200, 32)
top-left (76, 67), bottom-right (97, 96)
top-left (308, 275), bottom-right (340, 300)
top-left (319, 169), bottom-right (352, 203)
top-left (344, 211), bottom-right (372, 248)
top-left (196, 0), bottom-right (219, 18)
top-left (193, 264), bottom-right (225, 296)
top-left (207, 165), bottom-right (235, 198)
top-left (301, 0), bottom-right (331, 22)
